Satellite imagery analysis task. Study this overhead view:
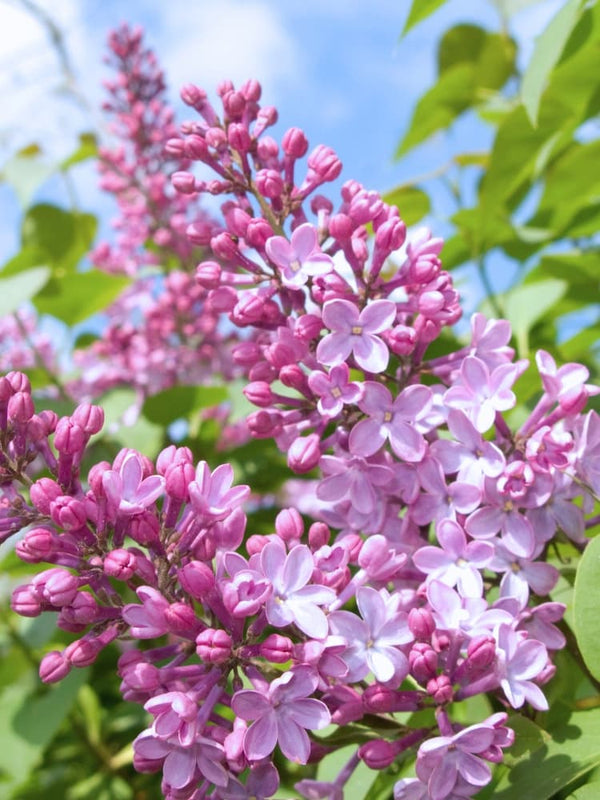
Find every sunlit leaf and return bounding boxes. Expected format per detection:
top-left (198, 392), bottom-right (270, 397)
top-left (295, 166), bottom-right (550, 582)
top-left (33, 271), bottom-right (130, 324)
top-left (401, 0), bottom-right (447, 36)
top-left (0, 266), bottom-right (50, 316)
top-left (503, 278), bottom-right (567, 356)
top-left (574, 534), bottom-right (600, 682)
top-left (383, 185), bottom-right (431, 225)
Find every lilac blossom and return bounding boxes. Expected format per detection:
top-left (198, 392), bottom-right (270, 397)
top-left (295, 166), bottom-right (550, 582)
top-left (495, 624), bottom-right (549, 710)
top-left (133, 729), bottom-right (227, 789)
top-left (122, 586), bottom-right (170, 638)
top-left (102, 452), bottom-right (165, 515)
top-left (308, 363), bottom-right (363, 417)
top-left (411, 458), bottom-right (481, 525)
top-left (232, 666), bottom-right (330, 763)
top-left (256, 538), bottom-right (335, 638)
top-left (430, 410), bottom-right (505, 487)
top-left (413, 519), bottom-right (494, 597)
top-left (328, 586), bottom-right (412, 682)
top-left (444, 356), bottom-right (524, 433)
top-left (316, 298), bottom-right (396, 373)
top-left (349, 382), bottom-right (432, 461)
top-left (188, 462), bottom-right (250, 522)
top-left (489, 541), bottom-right (559, 605)
top-left (317, 453), bottom-right (394, 514)
top-left (266, 223), bottom-right (334, 287)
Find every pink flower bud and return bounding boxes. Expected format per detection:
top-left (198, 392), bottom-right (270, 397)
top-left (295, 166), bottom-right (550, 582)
top-left (165, 137), bottom-right (186, 157)
top-left (228, 122), bottom-right (251, 152)
top-left (409, 642), bottom-right (438, 684)
top-left (11, 584), bottom-right (42, 616)
top-left (232, 341), bottom-right (262, 367)
top-left (243, 381), bottom-right (275, 408)
top-left (241, 78), bottom-right (262, 101)
top-left (164, 602), bottom-right (199, 637)
top-left (308, 522), bottom-right (330, 549)
top-left (16, 527), bottom-right (55, 562)
top-left (222, 90), bottom-right (245, 119)
top-left (255, 169), bottom-right (284, 199)
top-left (388, 324), bottom-right (416, 355)
top-left (104, 548), bottom-right (137, 580)
top-left (54, 418), bottom-right (85, 455)
top-left (211, 232), bottom-right (239, 261)
top-left (287, 433), bottom-right (321, 473)
top-left (185, 133), bottom-right (210, 160)
top-left (128, 513), bottom-right (161, 547)
top-left (466, 635), bottom-right (496, 670)
top-left (426, 674), bottom-right (453, 704)
top-left (307, 145), bottom-right (342, 182)
top-left (329, 213), bottom-right (354, 240)
top-left (40, 650), bottom-right (71, 683)
top-left (282, 127), bottom-right (308, 158)
top-left (359, 739), bottom-right (396, 769)
top-left (50, 496), bottom-right (88, 530)
top-left (295, 313), bottom-right (323, 342)
top-left (246, 534), bottom-right (270, 556)
top-left (279, 365), bottom-right (309, 393)
top-left (7, 391), bottom-right (34, 423)
top-left (60, 591), bottom-right (99, 626)
top-left (37, 568), bottom-right (78, 607)
top-left (30, 478), bottom-right (62, 514)
top-left (180, 83), bottom-right (207, 108)
top-left (247, 410), bottom-right (283, 438)
top-left (186, 221), bottom-right (214, 246)
top-left (88, 461), bottom-right (111, 496)
top-left (72, 404), bottom-right (104, 434)
top-left (259, 633), bottom-right (294, 663)
top-left (164, 461), bottom-right (195, 501)
top-left (172, 171), bottom-right (198, 194)
top-left (408, 607), bottom-right (435, 640)
top-left (6, 371), bottom-right (31, 392)
top-left (275, 507), bottom-right (304, 543)
top-left (179, 561), bottom-right (215, 600)
top-left (246, 218), bottom-right (274, 248)
top-left (208, 286), bottom-right (237, 312)
top-left (65, 637), bottom-right (103, 668)
top-left (196, 628), bottom-right (233, 663)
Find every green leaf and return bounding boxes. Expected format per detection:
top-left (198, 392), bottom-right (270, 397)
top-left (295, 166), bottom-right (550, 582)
top-left (574, 534), bottom-right (600, 682)
top-left (521, 0), bottom-right (585, 125)
top-left (0, 266), bottom-right (50, 316)
top-left (33, 271), bottom-right (130, 324)
top-left (568, 781), bottom-right (600, 799)
top-left (438, 25), bottom-right (515, 89)
top-left (382, 185), bottom-right (431, 225)
top-left (503, 278), bottom-right (567, 356)
top-left (481, 709), bottom-right (600, 800)
top-left (401, 0), bottom-right (447, 36)
top-left (0, 668), bottom-right (89, 794)
top-left (21, 204), bottom-right (97, 274)
top-left (0, 145), bottom-right (54, 209)
top-left (142, 385), bottom-right (228, 425)
top-left (60, 132), bottom-right (98, 170)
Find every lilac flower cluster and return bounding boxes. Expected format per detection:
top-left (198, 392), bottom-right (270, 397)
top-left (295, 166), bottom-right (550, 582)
top-left (3, 51), bottom-right (600, 800)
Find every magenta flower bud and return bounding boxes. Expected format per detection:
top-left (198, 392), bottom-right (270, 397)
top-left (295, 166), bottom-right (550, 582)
top-left (38, 568), bottom-right (78, 607)
top-left (50, 496), bottom-right (88, 530)
top-left (196, 628), bottom-right (233, 663)
top-left (359, 739), bottom-right (396, 770)
top-left (275, 507), bottom-right (304, 543)
top-left (180, 83), bottom-right (207, 108)
top-left (205, 127), bottom-right (227, 149)
top-left (295, 313), bottom-right (323, 342)
top-left (426, 674), bottom-right (453, 704)
top-left (287, 433), bottom-right (321, 474)
top-left (65, 637), bottom-right (102, 668)
top-left (388, 324), bottom-right (416, 356)
top-left (165, 137), bottom-right (186, 157)
top-left (241, 78), bottom-right (262, 101)
top-left (165, 460), bottom-right (195, 501)
top-left (408, 607), bottom-right (435, 640)
top-left (128, 513), bottom-right (161, 547)
top-left (222, 89), bottom-right (246, 119)
top-left (88, 461), bottom-right (111, 496)
top-left (328, 213), bottom-right (354, 240)
top-left (249, 362), bottom-right (277, 382)
top-left (256, 105), bottom-right (278, 129)
top-left (282, 126), bottom-right (308, 158)
top-left (228, 122), bottom-right (251, 152)
top-left (224, 206), bottom-right (252, 237)
top-left (246, 534), bottom-right (270, 556)
top-left (7, 391), bottom-right (34, 423)
top-left (164, 602), bottom-right (199, 637)
top-left (255, 168), bottom-right (284, 199)
top-left (279, 364), bottom-right (309, 393)
top-left (179, 561), bottom-right (215, 600)
top-left (466, 635), bottom-right (496, 670)
top-left (156, 445), bottom-right (193, 475)
top-left (187, 220), bottom-right (214, 245)
top-left (211, 232), bottom-right (239, 260)
top-left (247, 410), bottom-right (283, 438)
top-left (243, 381), bottom-right (275, 408)
top-left (171, 171), bottom-right (197, 194)
top-left (375, 216), bottom-right (406, 252)
top-left (259, 633), bottom-right (294, 663)
top-left (72, 404), bottom-right (104, 435)
top-left (246, 218), bottom-right (274, 248)
top-left (54, 418), bottom-right (85, 455)
top-left (232, 341), bottom-right (262, 367)
top-left (208, 286), bottom-right (237, 311)
top-left (11, 584), bottom-right (42, 617)
top-left (60, 591), bottom-right (99, 626)
top-left (30, 478), bottom-right (62, 514)
top-left (40, 650), bottom-right (71, 683)
top-left (307, 144), bottom-right (342, 182)
top-left (185, 133), bottom-right (210, 160)
top-left (308, 522), bottom-right (330, 550)
top-left (16, 527), bottom-right (55, 562)
top-left (104, 548), bottom-right (137, 580)
top-left (409, 642), bottom-right (438, 684)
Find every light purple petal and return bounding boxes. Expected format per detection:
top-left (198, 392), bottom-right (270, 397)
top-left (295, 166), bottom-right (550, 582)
top-left (359, 300), bottom-right (397, 333)
top-left (349, 419), bottom-right (386, 457)
top-left (322, 298), bottom-right (358, 331)
top-left (353, 334), bottom-right (389, 373)
top-left (244, 713), bottom-right (278, 760)
top-left (316, 332), bottom-right (352, 367)
top-left (277, 719), bottom-right (311, 763)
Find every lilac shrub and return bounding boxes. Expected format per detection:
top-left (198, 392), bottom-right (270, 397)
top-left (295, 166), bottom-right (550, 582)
top-left (2, 30), bottom-right (600, 800)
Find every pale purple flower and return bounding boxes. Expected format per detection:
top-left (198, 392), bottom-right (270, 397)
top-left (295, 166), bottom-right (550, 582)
top-left (221, 552), bottom-right (272, 618)
top-left (427, 581), bottom-right (513, 638)
top-left (575, 410), bottom-right (600, 494)
top-left (133, 729), bottom-right (227, 789)
top-left (495, 624), bottom-right (549, 710)
top-left (256, 538), bottom-right (335, 638)
top-left (517, 602), bottom-right (566, 651)
top-left (266, 223), bottom-right (334, 287)
top-left (413, 519), bottom-right (494, 597)
top-left (349, 382), bottom-right (432, 462)
top-left (411, 458), bottom-right (481, 526)
top-left (444, 356), bottom-right (523, 433)
top-left (122, 586), bottom-right (170, 638)
top-left (328, 586), bottom-right (412, 682)
top-left (232, 666), bottom-right (330, 763)
top-left (469, 313), bottom-right (514, 370)
top-left (308, 363), bottom-right (363, 417)
top-left (102, 452), bottom-right (165, 515)
top-left (188, 461), bottom-right (250, 522)
top-left (490, 541), bottom-right (559, 605)
top-left (465, 478), bottom-right (537, 559)
top-left (536, 349), bottom-right (599, 410)
top-left (216, 763), bottom-right (280, 799)
top-left (317, 298), bottom-right (396, 373)
top-left (431, 410), bottom-right (505, 487)
top-left (317, 453), bottom-right (394, 514)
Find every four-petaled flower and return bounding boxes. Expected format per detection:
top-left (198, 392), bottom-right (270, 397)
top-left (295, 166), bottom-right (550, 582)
top-left (266, 223), bottom-right (334, 287)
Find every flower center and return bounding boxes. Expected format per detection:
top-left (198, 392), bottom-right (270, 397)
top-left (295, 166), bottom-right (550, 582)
top-left (331, 387), bottom-right (342, 398)
top-left (351, 325), bottom-right (363, 335)
top-left (383, 411), bottom-right (393, 423)
top-left (290, 258), bottom-right (301, 273)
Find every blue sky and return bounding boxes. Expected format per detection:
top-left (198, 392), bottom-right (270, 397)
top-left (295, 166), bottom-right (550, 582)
top-left (0, 0), bottom-right (560, 288)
